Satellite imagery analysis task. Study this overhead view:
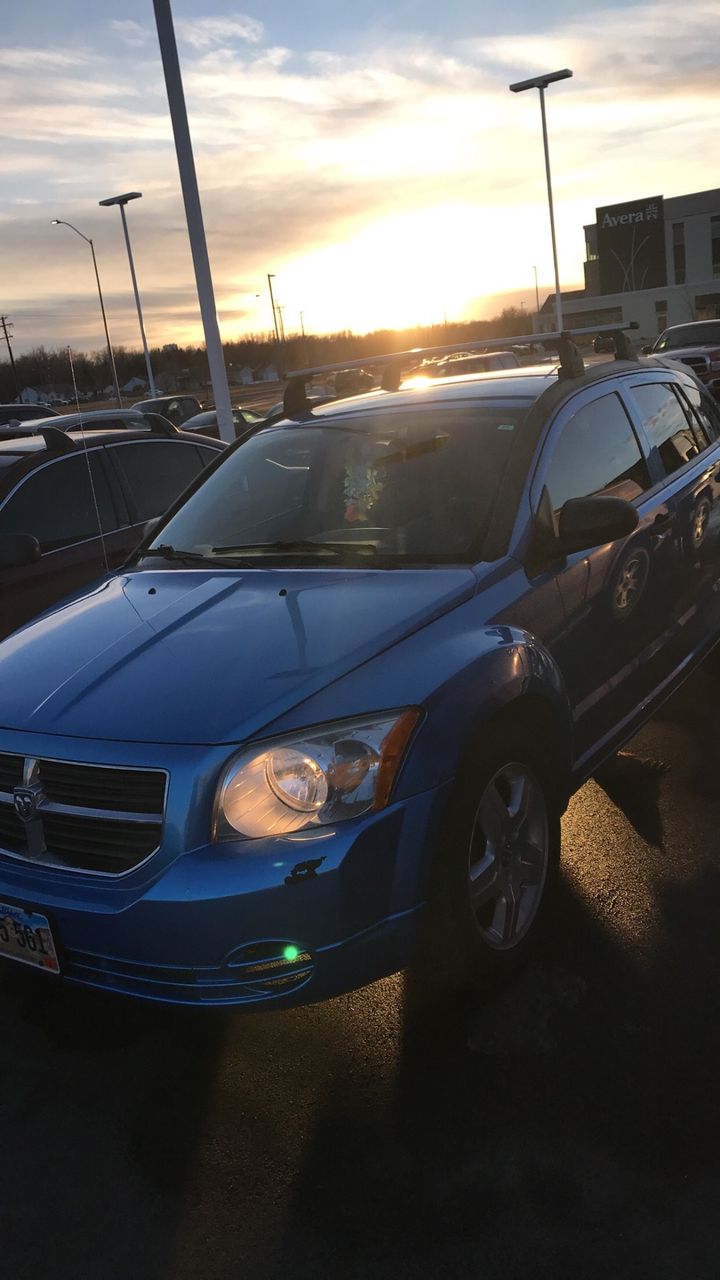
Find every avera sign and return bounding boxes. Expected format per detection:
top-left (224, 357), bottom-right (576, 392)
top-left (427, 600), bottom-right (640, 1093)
top-left (596, 196), bottom-right (666, 294)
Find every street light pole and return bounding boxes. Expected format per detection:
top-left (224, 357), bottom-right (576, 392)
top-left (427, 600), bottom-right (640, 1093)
top-left (510, 69), bottom-right (572, 333)
top-left (151, 0), bottom-right (234, 442)
top-left (267, 273), bottom-right (281, 346)
top-left (51, 219), bottom-right (122, 406)
top-left (532, 264), bottom-right (540, 319)
top-left (99, 191), bottom-right (157, 397)
top-left (276, 304), bottom-right (286, 344)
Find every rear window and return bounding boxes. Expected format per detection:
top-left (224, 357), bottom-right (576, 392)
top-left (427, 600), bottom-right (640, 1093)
top-left (631, 382), bottom-right (704, 475)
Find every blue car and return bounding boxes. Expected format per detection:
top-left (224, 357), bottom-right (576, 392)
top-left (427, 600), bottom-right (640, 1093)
top-left (0, 333), bottom-right (719, 1007)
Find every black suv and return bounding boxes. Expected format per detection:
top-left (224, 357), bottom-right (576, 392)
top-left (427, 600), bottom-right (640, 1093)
top-left (0, 404), bottom-right (58, 428)
top-left (0, 419), bottom-right (224, 639)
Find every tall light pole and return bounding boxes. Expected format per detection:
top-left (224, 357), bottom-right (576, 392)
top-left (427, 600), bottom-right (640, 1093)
top-left (51, 219), bottom-right (121, 406)
top-left (151, 0), bottom-right (234, 442)
top-left (276, 304), bottom-right (286, 344)
top-left (510, 69), bottom-right (572, 332)
top-left (267, 273), bottom-right (281, 346)
top-left (532, 264), bottom-right (540, 319)
top-left (98, 191), bottom-right (157, 396)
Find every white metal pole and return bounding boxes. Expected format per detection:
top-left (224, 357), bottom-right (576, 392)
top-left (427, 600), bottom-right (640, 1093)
top-left (152, 0), bottom-right (234, 443)
top-left (118, 202), bottom-right (157, 396)
top-left (538, 87), bottom-right (563, 332)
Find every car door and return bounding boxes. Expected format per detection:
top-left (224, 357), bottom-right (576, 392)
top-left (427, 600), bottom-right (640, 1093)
top-left (0, 449), bottom-right (125, 637)
top-left (520, 382), bottom-right (679, 766)
top-left (623, 375), bottom-right (720, 664)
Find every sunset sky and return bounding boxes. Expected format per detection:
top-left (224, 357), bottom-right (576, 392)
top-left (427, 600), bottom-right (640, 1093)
top-left (1, 0), bottom-right (718, 354)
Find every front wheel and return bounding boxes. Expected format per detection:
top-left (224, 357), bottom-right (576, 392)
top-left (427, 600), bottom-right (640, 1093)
top-left (422, 731), bottom-right (561, 990)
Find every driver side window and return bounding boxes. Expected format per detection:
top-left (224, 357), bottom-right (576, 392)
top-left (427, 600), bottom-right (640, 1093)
top-left (544, 391), bottom-right (651, 516)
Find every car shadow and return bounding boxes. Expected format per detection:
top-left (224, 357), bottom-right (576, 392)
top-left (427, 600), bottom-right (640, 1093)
top-left (593, 749), bottom-right (669, 849)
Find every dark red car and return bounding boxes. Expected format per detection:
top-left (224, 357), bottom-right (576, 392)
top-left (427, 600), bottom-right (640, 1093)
top-left (647, 321), bottom-right (720, 397)
top-left (0, 418), bottom-right (224, 639)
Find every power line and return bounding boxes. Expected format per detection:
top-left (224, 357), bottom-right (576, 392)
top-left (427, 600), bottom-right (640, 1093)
top-left (0, 316), bottom-right (19, 397)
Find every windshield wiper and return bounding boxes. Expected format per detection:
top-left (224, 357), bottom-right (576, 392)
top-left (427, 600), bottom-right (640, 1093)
top-left (212, 540), bottom-right (377, 558)
top-left (142, 544), bottom-right (219, 565)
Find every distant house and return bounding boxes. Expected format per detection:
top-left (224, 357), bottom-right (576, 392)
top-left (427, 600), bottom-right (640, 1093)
top-left (19, 384), bottom-right (76, 405)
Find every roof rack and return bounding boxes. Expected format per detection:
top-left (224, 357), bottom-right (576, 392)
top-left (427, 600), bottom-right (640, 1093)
top-left (281, 322), bottom-right (640, 416)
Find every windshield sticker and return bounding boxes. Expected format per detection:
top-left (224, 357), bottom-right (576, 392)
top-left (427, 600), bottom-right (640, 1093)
top-left (497, 423), bottom-right (515, 432)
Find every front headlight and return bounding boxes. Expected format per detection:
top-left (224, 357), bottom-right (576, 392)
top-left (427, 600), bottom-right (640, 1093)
top-left (213, 709), bottom-right (420, 840)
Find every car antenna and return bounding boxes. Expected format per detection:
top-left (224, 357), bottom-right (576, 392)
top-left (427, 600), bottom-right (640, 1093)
top-left (68, 346), bottom-right (109, 574)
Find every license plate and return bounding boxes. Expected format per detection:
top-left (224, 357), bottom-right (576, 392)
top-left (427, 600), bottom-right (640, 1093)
top-left (0, 902), bottom-right (60, 974)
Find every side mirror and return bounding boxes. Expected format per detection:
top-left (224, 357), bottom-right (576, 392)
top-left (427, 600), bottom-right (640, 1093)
top-left (558, 496), bottom-right (638, 555)
top-left (0, 532), bottom-right (41, 570)
top-left (641, 345), bottom-right (652, 355)
top-left (143, 516), bottom-right (162, 540)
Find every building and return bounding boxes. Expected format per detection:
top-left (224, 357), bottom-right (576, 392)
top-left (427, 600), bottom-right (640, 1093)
top-left (537, 187), bottom-right (720, 345)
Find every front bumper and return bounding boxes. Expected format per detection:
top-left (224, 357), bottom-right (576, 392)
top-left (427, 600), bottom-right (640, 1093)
top-left (0, 728), bottom-right (451, 1007)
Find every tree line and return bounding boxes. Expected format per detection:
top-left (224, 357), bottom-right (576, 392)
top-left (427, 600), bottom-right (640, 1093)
top-left (0, 307), bottom-right (532, 401)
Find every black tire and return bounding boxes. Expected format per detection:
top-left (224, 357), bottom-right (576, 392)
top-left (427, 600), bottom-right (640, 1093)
top-left (419, 727), bottom-right (561, 993)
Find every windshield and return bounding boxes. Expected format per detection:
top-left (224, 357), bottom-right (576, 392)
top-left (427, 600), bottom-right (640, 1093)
top-left (145, 404), bottom-right (528, 567)
top-left (655, 323), bottom-right (720, 351)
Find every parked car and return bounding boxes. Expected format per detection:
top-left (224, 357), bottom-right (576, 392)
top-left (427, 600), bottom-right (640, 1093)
top-left (646, 321), bottom-right (720, 397)
top-left (181, 407), bottom-right (266, 440)
top-left (262, 393), bottom-right (336, 425)
top-left (0, 404), bottom-right (58, 428)
top-left (593, 334), bottom-right (615, 354)
top-left (131, 395), bottom-right (204, 426)
top-left (0, 421), bottom-right (224, 639)
top-left (0, 347), bottom-right (719, 1008)
top-left (0, 408), bottom-right (176, 441)
top-left (334, 368), bottom-right (374, 394)
top-left (407, 351), bottom-right (521, 379)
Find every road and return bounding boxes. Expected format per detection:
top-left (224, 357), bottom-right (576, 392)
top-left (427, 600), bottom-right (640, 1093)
top-left (2, 660), bottom-right (719, 1279)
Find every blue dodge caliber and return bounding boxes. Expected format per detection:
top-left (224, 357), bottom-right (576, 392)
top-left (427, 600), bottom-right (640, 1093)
top-left (1, 332), bottom-right (719, 1006)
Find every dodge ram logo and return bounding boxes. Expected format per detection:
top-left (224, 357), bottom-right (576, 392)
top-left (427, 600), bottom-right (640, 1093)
top-left (13, 789), bottom-right (38, 822)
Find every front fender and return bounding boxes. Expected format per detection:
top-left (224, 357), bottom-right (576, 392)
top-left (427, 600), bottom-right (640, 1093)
top-left (263, 597), bottom-right (573, 801)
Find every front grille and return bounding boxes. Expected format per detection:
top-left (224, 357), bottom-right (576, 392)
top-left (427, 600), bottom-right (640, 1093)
top-left (0, 752), bottom-right (167, 876)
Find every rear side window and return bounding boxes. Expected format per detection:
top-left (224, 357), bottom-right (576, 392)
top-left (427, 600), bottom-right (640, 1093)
top-left (631, 382), bottom-right (703, 475)
top-left (111, 440), bottom-right (206, 522)
top-left (543, 391), bottom-right (651, 513)
top-left (680, 383), bottom-right (720, 444)
top-left (0, 452), bottom-right (116, 552)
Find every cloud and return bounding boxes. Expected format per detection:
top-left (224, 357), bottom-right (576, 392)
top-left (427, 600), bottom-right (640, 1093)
top-left (175, 13), bottom-right (264, 50)
top-left (109, 20), bottom-right (150, 49)
top-left (0, 47), bottom-right (91, 70)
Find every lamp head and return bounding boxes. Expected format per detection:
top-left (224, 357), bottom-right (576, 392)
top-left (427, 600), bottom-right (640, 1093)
top-left (509, 68), bottom-right (573, 92)
top-left (99, 192), bottom-right (142, 207)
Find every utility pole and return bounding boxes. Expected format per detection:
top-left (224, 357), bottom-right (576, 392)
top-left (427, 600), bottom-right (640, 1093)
top-left (0, 316), bottom-right (19, 398)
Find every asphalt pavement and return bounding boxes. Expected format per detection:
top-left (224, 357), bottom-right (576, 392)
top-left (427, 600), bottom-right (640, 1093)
top-left (2, 659), bottom-right (720, 1279)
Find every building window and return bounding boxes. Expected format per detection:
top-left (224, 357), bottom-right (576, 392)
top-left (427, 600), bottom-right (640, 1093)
top-left (655, 299), bottom-right (668, 334)
top-left (712, 215), bottom-right (720, 280)
top-left (673, 222), bottom-right (686, 285)
top-left (694, 293), bottom-right (720, 321)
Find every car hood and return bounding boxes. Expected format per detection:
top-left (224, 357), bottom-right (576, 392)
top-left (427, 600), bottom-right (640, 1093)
top-left (650, 346), bottom-right (711, 359)
top-left (0, 567), bottom-right (476, 744)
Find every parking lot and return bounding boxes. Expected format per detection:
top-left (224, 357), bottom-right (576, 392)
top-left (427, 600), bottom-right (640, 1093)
top-left (1, 657), bottom-right (718, 1280)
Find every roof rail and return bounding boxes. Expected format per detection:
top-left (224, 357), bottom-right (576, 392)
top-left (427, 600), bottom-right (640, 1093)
top-left (281, 322), bottom-right (640, 415)
top-left (36, 425), bottom-right (77, 453)
top-left (140, 412), bottom-right (178, 437)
